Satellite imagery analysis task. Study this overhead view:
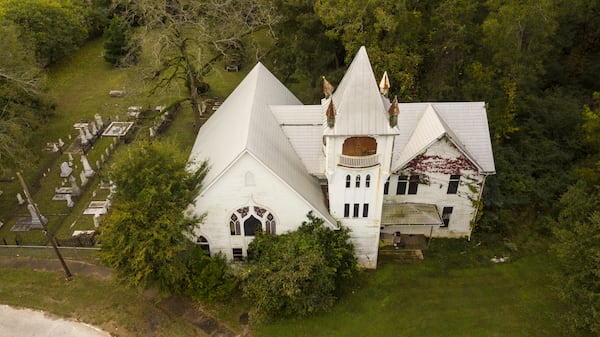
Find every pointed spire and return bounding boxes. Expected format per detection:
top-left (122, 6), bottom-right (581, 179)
top-left (379, 71), bottom-right (390, 97)
top-left (322, 76), bottom-right (335, 98)
top-left (388, 95), bottom-right (399, 127)
top-left (326, 99), bottom-right (336, 128)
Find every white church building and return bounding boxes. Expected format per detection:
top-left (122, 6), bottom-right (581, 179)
top-left (187, 47), bottom-right (495, 268)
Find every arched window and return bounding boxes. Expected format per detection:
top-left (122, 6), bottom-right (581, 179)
top-left (230, 214), bottom-right (241, 235)
top-left (265, 213), bottom-right (276, 234)
top-left (365, 174), bottom-right (371, 188)
top-left (355, 175), bottom-right (361, 188)
top-left (244, 215), bottom-right (262, 236)
top-left (196, 236), bottom-right (210, 256)
top-left (229, 205), bottom-right (278, 236)
top-left (345, 174), bottom-right (351, 188)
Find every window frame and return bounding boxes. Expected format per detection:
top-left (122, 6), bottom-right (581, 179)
top-left (447, 174), bottom-right (460, 194)
top-left (441, 206), bottom-right (453, 227)
top-left (353, 203), bottom-right (360, 217)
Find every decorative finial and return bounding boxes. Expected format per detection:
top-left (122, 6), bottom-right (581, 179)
top-left (388, 95), bottom-right (399, 127)
top-left (322, 76), bottom-right (335, 98)
top-left (379, 71), bottom-right (390, 97)
top-left (326, 99), bottom-right (335, 128)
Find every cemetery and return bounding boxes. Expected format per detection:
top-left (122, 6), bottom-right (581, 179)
top-left (0, 93), bottom-right (193, 248)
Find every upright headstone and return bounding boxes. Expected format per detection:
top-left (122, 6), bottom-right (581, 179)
top-left (58, 138), bottom-right (65, 147)
top-left (81, 154), bottom-right (95, 177)
top-left (79, 128), bottom-right (88, 146)
top-left (65, 194), bottom-right (74, 208)
top-left (80, 170), bottom-right (88, 187)
top-left (100, 154), bottom-right (105, 163)
top-left (110, 141), bottom-right (115, 150)
top-left (68, 153), bottom-right (74, 162)
top-left (68, 133), bottom-right (72, 140)
top-left (83, 126), bottom-right (94, 141)
top-left (52, 143), bottom-right (59, 152)
top-left (95, 114), bottom-right (104, 129)
top-left (149, 127), bottom-right (155, 138)
top-left (91, 122), bottom-right (98, 135)
top-left (96, 159), bottom-right (101, 170)
top-left (59, 161), bottom-right (73, 177)
top-left (16, 193), bottom-right (25, 205)
top-left (27, 203), bottom-right (47, 227)
top-left (105, 147), bottom-right (110, 157)
top-left (93, 214), bottom-right (101, 228)
top-left (69, 175), bottom-right (81, 196)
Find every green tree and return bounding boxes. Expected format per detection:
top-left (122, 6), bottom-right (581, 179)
top-left (243, 213), bottom-right (356, 322)
top-left (0, 21), bottom-right (48, 173)
top-left (314, 0), bottom-right (425, 100)
top-left (551, 94), bottom-right (600, 335)
top-left (100, 141), bottom-right (208, 295)
top-left (0, 0), bottom-right (88, 66)
top-left (115, 0), bottom-right (277, 128)
top-left (103, 15), bottom-right (138, 66)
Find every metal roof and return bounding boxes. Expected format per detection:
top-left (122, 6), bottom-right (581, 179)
top-left (188, 63), bottom-right (336, 226)
top-left (391, 102), bottom-right (496, 174)
top-left (325, 46), bottom-right (399, 136)
top-left (381, 203), bottom-right (443, 225)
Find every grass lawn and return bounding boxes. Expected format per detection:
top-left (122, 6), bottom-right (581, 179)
top-left (0, 267), bottom-right (206, 337)
top-left (253, 241), bottom-right (566, 337)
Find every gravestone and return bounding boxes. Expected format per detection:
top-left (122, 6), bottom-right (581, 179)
top-left (27, 203), bottom-right (47, 228)
top-left (96, 160), bottom-right (101, 170)
top-left (105, 147), bottom-right (110, 157)
top-left (80, 171), bottom-right (88, 187)
top-left (59, 161), bottom-right (73, 178)
top-left (95, 114), bottom-right (104, 129)
top-left (69, 175), bottom-right (81, 196)
top-left (149, 127), bottom-right (155, 138)
top-left (65, 194), bottom-right (74, 208)
top-left (68, 153), bottom-right (74, 162)
top-left (52, 143), bottom-right (59, 152)
top-left (81, 154), bottom-right (95, 177)
top-left (83, 126), bottom-right (94, 141)
top-left (101, 154), bottom-right (105, 163)
top-left (91, 122), bottom-right (98, 136)
top-left (93, 214), bottom-right (101, 228)
top-left (58, 138), bottom-right (64, 147)
top-left (79, 128), bottom-right (88, 145)
top-left (16, 193), bottom-right (25, 205)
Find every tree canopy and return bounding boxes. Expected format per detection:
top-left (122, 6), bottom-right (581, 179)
top-left (100, 141), bottom-right (208, 293)
top-left (243, 212), bottom-right (357, 322)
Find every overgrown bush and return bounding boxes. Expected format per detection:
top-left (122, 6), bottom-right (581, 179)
top-left (243, 212), bottom-right (357, 322)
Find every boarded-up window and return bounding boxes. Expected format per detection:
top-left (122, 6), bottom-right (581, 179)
top-left (342, 137), bottom-right (377, 156)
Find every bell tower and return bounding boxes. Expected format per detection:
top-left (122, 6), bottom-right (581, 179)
top-left (322, 47), bottom-right (399, 268)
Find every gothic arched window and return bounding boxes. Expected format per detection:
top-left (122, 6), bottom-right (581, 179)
top-left (345, 174), bottom-right (351, 188)
top-left (356, 175), bottom-right (361, 188)
top-left (365, 174), bottom-right (371, 188)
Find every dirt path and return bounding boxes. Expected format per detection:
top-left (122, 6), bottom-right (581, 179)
top-left (0, 256), bottom-right (238, 337)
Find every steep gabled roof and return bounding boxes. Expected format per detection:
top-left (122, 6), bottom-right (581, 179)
top-left (392, 102), bottom-right (496, 174)
top-left (325, 46), bottom-right (398, 136)
top-left (188, 63), bottom-right (336, 225)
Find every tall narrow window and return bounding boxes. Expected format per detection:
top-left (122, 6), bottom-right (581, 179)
top-left (408, 175), bottom-right (419, 194)
top-left (365, 175), bottom-right (371, 188)
top-left (345, 175), bottom-right (351, 188)
top-left (447, 175), bottom-right (460, 194)
top-left (384, 177), bottom-right (390, 195)
top-left (196, 236), bottom-right (210, 256)
top-left (230, 214), bottom-right (241, 235)
top-left (353, 204), bottom-right (360, 217)
top-left (355, 175), bottom-right (361, 188)
top-left (344, 203), bottom-right (350, 217)
top-left (362, 203), bottom-right (369, 217)
top-left (441, 207), bottom-right (453, 227)
top-left (396, 175), bottom-right (408, 195)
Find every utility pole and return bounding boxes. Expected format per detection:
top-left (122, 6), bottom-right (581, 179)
top-left (16, 172), bottom-right (73, 280)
